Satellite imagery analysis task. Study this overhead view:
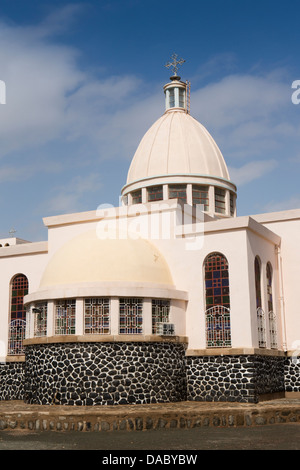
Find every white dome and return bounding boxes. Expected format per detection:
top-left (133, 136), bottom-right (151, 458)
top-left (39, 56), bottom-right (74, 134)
top-left (125, 110), bottom-right (231, 187)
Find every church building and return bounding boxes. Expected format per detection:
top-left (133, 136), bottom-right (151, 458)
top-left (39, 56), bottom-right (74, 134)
top-left (0, 57), bottom-right (300, 405)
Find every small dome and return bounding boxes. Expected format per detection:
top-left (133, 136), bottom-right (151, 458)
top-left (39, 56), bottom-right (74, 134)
top-left (125, 110), bottom-right (230, 187)
top-left (40, 230), bottom-right (173, 288)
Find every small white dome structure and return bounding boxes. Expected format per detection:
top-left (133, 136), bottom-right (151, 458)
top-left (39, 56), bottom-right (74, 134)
top-left (121, 76), bottom-right (237, 218)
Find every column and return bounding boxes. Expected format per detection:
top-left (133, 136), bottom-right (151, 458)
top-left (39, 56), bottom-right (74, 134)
top-left (186, 184), bottom-right (193, 206)
top-left (143, 299), bottom-right (152, 335)
top-left (110, 297), bottom-right (119, 335)
top-left (208, 186), bottom-right (215, 215)
top-left (76, 298), bottom-right (84, 335)
top-left (47, 300), bottom-right (55, 337)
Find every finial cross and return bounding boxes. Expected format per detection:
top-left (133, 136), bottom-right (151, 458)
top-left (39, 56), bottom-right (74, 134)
top-left (165, 54), bottom-right (185, 76)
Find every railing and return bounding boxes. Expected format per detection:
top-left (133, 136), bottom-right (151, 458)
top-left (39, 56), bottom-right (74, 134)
top-left (8, 319), bottom-right (26, 355)
top-left (205, 305), bottom-right (231, 348)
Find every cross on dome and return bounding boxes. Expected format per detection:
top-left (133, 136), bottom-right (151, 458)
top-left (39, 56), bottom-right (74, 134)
top-left (165, 54), bottom-right (185, 79)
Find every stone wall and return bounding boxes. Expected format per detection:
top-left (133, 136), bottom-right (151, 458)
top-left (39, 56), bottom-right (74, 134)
top-left (285, 357), bottom-right (300, 393)
top-left (186, 355), bottom-right (286, 403)
top-left (0, 362), bottom-right (25, 400)
top-left (24, 342), bottom-right (187, 406)
top-left (0, 348), bottom-right (299, 406)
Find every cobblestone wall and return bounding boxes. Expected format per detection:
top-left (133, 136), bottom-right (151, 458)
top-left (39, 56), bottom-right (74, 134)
top-left (0, 362), bottom-right (25, 400)
top-left (186, 355), bottom-right (286, 403)
top-left (285, 357), bottom-right (300, 393)
top-left (24, 342), bottom-right (187, 406)
top-left (0, 348), bottom-right (298, 405)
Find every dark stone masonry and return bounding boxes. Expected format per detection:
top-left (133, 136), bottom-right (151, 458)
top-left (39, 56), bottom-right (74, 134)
top-left (186, 355), bottom-right (286, 403)
top-left (0, 343), bottom-right (299, 405)
top-left (23, 342), bottom-right (187, 406)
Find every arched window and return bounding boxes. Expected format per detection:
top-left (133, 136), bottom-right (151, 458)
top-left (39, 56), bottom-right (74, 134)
top-left (204, 253), bottom-right (231, 347)
top-left (8, 274), bottom-right (29, 355)
top-left (266, 262), bottom-right (277, 349)
top-left (255, 256), bottom-right (266, 348)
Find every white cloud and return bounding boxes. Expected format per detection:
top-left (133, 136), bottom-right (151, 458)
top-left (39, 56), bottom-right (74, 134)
top-left (45, 173), bottom-right (102, 214)
top-left (262, 195), bottom-right (300, 213)
top-left (190, 73), bottom-right (295, 160)
top-left (229, 159), bottom-right (278, 186)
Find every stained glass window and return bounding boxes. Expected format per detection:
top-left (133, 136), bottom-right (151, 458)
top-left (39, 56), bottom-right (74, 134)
top-left (84, 298), bottom-right (110, 334)
top-left (131, 189), bottom-right (142, 204)
top-left (204, 253), bottom-right (230, 309)
top-left (168, 184), bottom-right (187, 205)
top-left (34, 302), bottom-right (48, 337)
top-left (55, 299), bottom-right (76, 335)
top-left (215, 188), bottom-right (226, 214)
top-left (147, 185), bottom-right (163, 202)
top-left (8, 274), bottom-right (28, 355)
top-left (230, 193), bottom-right (235, 216)
top-left (266, 262), bottom-right (273, 312)
top-left (10, 274), bottom-right (28, 321)
top-left (119, 298), bottom-right (143, 334)
top-left (204, 253), bottom-right (231, 347)
top-left (152, 299), bottom-right (170, 334)
top-left (192, 185), bottom-right (209, 211)
top-left (254, 256), bottom-right (262, 309)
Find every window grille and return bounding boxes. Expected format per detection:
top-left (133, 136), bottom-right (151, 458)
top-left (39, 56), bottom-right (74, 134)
top-left (84, 298), bottom-right (110, 334)
top-left (215, 188), bottom-right (226, 214)
top-left (168, 184), bottom-right (187, 205)
top-left (269, 311), bottom-right (278, 349)
top-left (257, 307), bottom-right (266, 348)
top-left (34, 302), bottom-right (48, 337)
top-left (119, 298), bottom-right (143, 334)
top-left (55, 299), bottom-right (76, 335)
top-left (192, 185), bottom-right (209, 211)
top-left (131, 189), bottom-right (142, 204)
top-left (147, 185), bottom-right (163, 202)
top-left (205, 305), bottom-right (231, 347)
top-left (152, 299), bottom-right (170, 334)
top-left (8, 319), bottom-right (26, 355)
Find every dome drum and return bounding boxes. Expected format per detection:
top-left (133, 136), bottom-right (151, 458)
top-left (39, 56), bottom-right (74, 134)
top-left (122, 177), bottom-right (237, 218)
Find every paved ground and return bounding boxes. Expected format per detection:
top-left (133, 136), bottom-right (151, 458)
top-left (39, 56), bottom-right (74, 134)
top-left (0, 398), bottom-right (299, 450)
top-left (1, 423), bottom-right (300, 450)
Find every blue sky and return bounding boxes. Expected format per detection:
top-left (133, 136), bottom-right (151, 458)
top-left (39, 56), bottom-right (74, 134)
top-left (0, 0), bottom-right (300, 241)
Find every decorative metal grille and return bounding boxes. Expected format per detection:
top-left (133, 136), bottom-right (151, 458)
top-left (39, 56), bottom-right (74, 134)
top-left (205, 305), bottom-right (231, 348)
top-left (33, 302), bottom-right (48, 337)
top-left (269, 310), bottom-right (278, 349)
top-left (8, 319), bottom-right (26, 355)
top-left (152, 299), bottom-right (170, 334)
top-left (84, 298), bottom-right (110, 334)
top-left (192, 185), bottom-right (209, 211)
top-left (119, 298), bottom-right (143, 334)
top-left (257, 307), bottom-right (266, 348)
top-left (55, 299), bottom-right (76, 335)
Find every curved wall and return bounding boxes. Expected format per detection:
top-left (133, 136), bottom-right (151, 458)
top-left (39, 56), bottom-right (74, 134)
top-left (24, 341), bottom-right (187, 406)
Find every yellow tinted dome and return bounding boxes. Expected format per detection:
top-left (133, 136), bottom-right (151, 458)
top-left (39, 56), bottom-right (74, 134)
top-left (40, 230), bottom-right (173, 287)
